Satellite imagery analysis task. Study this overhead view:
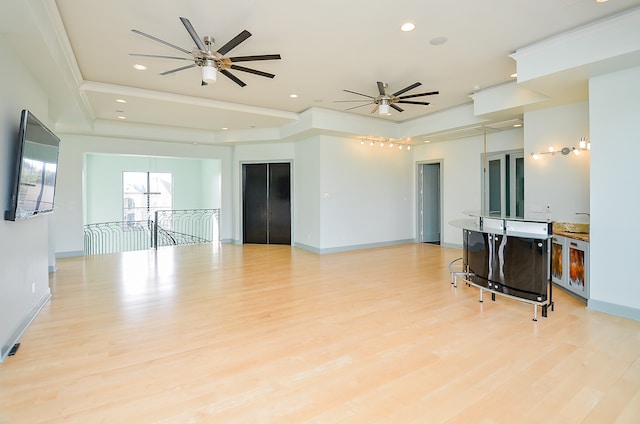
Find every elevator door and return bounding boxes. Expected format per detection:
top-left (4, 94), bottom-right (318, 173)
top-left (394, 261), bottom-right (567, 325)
top-left (242, 163), bottom-right (291, 244)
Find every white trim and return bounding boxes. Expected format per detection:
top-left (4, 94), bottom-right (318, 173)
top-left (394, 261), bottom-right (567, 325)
top-left (0, 291), bottom-right (51, 362)
top-left (588, 299), bottom-right (640, 322)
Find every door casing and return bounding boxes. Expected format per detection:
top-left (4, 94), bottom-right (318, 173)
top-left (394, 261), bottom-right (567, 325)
top-left (416, 160), bottom-right (443, 244)
top-left (241, 162), bottom-right (292, 245)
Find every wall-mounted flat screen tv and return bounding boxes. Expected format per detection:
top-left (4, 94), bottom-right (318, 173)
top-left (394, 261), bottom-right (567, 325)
top-left (5, 109), bottom-right (60, 221)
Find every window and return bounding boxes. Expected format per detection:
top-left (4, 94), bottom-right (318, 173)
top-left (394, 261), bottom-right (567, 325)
top-left (482, 150), bottom-right (524, 217)
top-left (123, 172), bottom-right (172, 223)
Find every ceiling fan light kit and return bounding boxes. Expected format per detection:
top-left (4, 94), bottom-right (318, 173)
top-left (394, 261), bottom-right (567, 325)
top-left (379, 99), bottom-right (390, 115)
top-left (131, 17), bottom-right (281, 87)
top-left (202, 63), bottom-right (217, 82)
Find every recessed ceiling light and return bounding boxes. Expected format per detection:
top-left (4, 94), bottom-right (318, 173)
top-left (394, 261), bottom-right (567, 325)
top-left (222, 127), bottom-right (228, 130)
top-left (133, 64), bottom-right (147, 70)
top-left (289, 94), bottom-right (298, 98)
top-left (510, 73), bottom-right (517, 78)
top-left (513, 123), bottom-right (522, 128)
top-left (424, 140), bottom-right (431, 143)
top-left (117, 115), bottom-right (126, 120)
top-left (116, 99), bottom-right (127, 103)
top-left (596, 0), bottom-right (608, 3)
top-left (430, 36), bottom-right (448, 46)
top-left (401, 22), bottom-right (415, 32)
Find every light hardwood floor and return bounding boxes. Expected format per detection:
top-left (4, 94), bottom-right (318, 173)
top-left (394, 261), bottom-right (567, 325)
top-left (1, 243), bottom-right (639, 423)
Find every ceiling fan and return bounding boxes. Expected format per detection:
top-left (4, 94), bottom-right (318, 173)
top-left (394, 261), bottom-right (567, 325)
top-left (130, 17), bottom-right (281, 87)
top-left (336, 81), bottom-right (439, 115)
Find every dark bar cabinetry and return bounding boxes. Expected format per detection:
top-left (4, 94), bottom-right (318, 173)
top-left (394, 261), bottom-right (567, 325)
top-left (452, 212), bottom-right (553, 320)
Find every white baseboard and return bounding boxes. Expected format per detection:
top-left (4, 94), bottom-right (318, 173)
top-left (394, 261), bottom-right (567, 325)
top-left (0, 290), bottom-right (51, 362)
top-left (588, 299), bottom-right (640, 322)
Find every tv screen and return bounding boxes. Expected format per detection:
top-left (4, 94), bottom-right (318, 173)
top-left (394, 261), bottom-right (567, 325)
top-left (5, 109), bottom-right (60, 221)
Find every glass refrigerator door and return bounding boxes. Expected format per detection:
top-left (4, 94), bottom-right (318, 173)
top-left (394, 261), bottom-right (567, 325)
top-left (551, 236), bottom-right (565, 287)
top-left (567, 239), bottom-right (589, 299)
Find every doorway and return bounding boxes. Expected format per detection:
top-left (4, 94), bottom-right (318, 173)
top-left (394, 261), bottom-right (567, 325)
top-left (242, 162), bottom-right (291, 244)
top-left (482, 150), bottom-right (524, 217)
top-left (418, 162), bottom-right (442, 245)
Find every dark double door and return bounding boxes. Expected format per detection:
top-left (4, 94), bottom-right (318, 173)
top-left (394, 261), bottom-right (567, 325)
top-left (242, 163), bottom-right (291, 244)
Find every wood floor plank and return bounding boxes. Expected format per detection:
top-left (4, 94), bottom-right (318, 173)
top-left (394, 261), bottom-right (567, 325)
top-left (0, 243), bottom-right (639, 423)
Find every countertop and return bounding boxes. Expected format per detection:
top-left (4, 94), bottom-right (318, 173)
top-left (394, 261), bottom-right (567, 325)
top-left (449, 216), bottom-right (589, 241)
top-left (553, 222), bottom-right (590, 242)
top-left (449, 218), bottom-right (551, 239)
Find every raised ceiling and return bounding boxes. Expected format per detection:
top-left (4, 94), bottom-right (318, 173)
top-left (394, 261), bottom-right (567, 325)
top-left (4, 0), bottom-right (640, 138)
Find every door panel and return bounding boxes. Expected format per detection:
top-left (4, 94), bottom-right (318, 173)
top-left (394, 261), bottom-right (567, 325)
top-left (268, 163), bottom-right (291, 245)
top-left (511, 153), bottom-right (525, 218)
top-left (242, 164), bottom-right (268, 244)
top-left (488, 158), bottom-right (504, 215)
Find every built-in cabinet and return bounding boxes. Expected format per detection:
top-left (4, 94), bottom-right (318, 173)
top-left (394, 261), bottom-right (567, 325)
top-left (552, 234), bottom-right (589, 300)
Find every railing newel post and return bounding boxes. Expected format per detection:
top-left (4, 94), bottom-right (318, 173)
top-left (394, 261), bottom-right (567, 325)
top-left (153, 212), bottom-right (158, 250)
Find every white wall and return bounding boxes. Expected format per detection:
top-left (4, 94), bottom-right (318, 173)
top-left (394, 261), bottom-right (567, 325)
top-left (294, 136), bottom-right (321, 249)
top-left (588, 66), bottom-right (640, 318)
top-left (413, 128), bottom-right (524, 246)
top-left (318, 135), bottom-right (414, 251)
top-left (84, 154), bottom-right (221, 224)
top-left (524, 102), bottom-right (590, 222)
top-left (0, 40), bottom-right (52, 361)
top-left (55, 133), bottom-right (233, 255)
top-left (201, 160), bottom-right (221, 210)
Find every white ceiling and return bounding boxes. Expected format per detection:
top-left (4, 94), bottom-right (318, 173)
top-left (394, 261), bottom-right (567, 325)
top-left (4, 0), bottom-right (640, 139)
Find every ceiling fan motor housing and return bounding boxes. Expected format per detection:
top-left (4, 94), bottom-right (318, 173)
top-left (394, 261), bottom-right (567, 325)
top-left (203, 35), bottom-right (215, 47)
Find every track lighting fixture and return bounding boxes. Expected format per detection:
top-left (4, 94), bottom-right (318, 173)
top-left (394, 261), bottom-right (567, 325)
top-left (359, 138), bottom-right (412, 151)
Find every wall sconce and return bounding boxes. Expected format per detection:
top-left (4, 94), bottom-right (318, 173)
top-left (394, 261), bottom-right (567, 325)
top-left (579, 136), bottom-right (590, 150)
top-left (531, 137), bottom-right (590, 160)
